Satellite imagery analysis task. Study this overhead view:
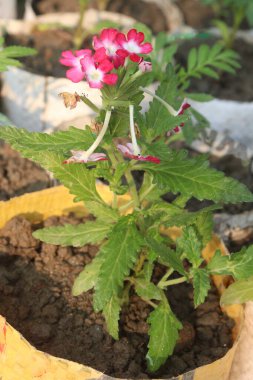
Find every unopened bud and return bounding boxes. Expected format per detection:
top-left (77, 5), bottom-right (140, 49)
top-left (139, 60), bottom-right (152, 73)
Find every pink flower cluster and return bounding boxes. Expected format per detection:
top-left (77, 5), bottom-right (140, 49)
top-left (60, 28), bottom-right (153, 88)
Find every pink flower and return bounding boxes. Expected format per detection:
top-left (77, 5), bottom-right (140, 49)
top-left (81, 50), bottom-right (118, 89)
top-left (139, 59), bottom-right (152, 73)
top-left (116, 29), bottom-right (153, 63)
top-left (93, 28), bottom-right (125, 68)
top-left (63, 150), bottom-right (107, 164)
top-left (59, 49), bottom-right (92, 83)
top-left (117, 143), bottom-right (160, 164)
top-left (167, 101), bottom-right (191, 136)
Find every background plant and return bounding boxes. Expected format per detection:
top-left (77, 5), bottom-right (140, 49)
top-left (133, 22), bottom-right (240, 142)
top-left (0, 27), bottom-right (252, 372)
top-left (201, 0), bottom-right (253, 47)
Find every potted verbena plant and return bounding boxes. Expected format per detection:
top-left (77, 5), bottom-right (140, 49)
top-left (0, 27), bottom-right (252, 378)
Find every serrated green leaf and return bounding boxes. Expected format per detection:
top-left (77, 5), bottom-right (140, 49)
top-left (177, 226), bottom-right (203, 268)
top-left (207, 246), bottom-right (253, 280)
top-left (85, 201), bottom-right (119, 222)
top-left (0, 126), bottom-right (95, 152)
top-left (72, 256), bottom-right (102, 296)
top-left (192, 268), bottom-right (211, 307)
top-left (147, 301), bottom-right (182, 371)
top-left (94, 216), bottom-right (144, 311)
top-left (103, 295), bottom-right (121, 340)
top-left (33, 220), bottom-right (111, 247)
top-left (147, 237), bottom-right (185, 275)
top-left (145, 67), bottom-right (186, 136)
top-left (221, 278), bottom-right (253, 306)
top-left (135, 278), bottom-right (161, 301)
top-left (20, 151), bottom-right (103, 204)
top-left (142, 261), bottom-right (154, 281)
top-left (137, 150), bottom-right (253, 203)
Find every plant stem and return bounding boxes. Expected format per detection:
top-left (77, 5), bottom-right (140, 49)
top-left (85, 109), bottom-right (112, 158)
top-left (158, 268), bottom-right (174, 288)
top-left (80, 95), bottom-right (100, 114)
top-left (162, 276), bottom-right (187, 287)
top-left (73, 0), bottom-right (88, 50)
top-left (139, 86), bottom-right (178, 116)
top-left (129, 104), bottom-right (141, 155)
top-left (125, 169), bottom-right (140, 209)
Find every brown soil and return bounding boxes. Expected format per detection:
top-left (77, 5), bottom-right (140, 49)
top-left (0, 212), bottom-right (234, 378)
top-left (176, 0), bottom-right (214, 29)
top-left (0, 142), bottom-right (50, 201)
top-left (177, 37), bottom-right (253, 102)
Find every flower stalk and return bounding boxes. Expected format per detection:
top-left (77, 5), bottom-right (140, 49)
top-left (84, 109), bottom-right (112, 159)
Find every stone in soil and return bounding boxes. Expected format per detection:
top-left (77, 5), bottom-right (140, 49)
top-left (0, 213), bottom-right (235, 378)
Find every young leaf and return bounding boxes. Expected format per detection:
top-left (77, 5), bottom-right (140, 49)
top-left (94, 215), bottom-right (144, 311)
top-left (145, 67), bottom-right (187, 136)
top-left (103, 295), bottom-right (121, 340)
top-left (72, 256), bottom-right (102, 296)
top-left (85, 201), bottom-right (119, 223)
top-left (177, 226), bottom-right (203, 268)
top-left (137, 150), bottom-right (253, 203)
top-left (147, 300), bottom-right (182, 371)
top-left (192, 268), bottom-right (211, 307)
top-left (220, 278), bottom-right (253, 306)
top-left (207, 246), bottom-right (253, 280)
top-left (33, 221), bottom-right (112, 247)
top-left (147, 237), bottom-right (185, 275)
top-left (0, 126), bottom-right (95, 153)
top-left (135, 278), bottom-right (161, 301)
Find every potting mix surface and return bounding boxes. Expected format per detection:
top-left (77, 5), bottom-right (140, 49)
top-left (0, 210), bottom-right (234, 379)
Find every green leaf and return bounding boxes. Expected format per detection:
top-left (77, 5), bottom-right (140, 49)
top-left (138, 150), bottom-right (253, 203)
top-left (103, 295), bottom-right (121, 340)
top-left (221, 278), bottom-right (253, 306)
top-left (185, 93), bottom-right (214, 102)
top-left (145, 67), bottom-right (187, 136)
top-left (147, 300), bottom-right (182, 371)
top-left (19, 151), bottom-right (103, 204)
top-left (194, 208), bottom-right (215, 245)
top-left (0, 46), bottom-right (37, 58)
top-left (188, 47), bottom-right (197, 71)
top-left (192, 268), bottom-right (211, 307)
top-left (177, 226), bottom-right (203, 268)
top-left (147, 237), bottom-right (185, 275)
top-left (135, 278), bottom-right (161, 301)
top-left (94, 216), bottom-right (144, 311)
top-left (72, 256), bottom-right (102, 296)
top-left (33, 220), bottom-right (111, 247)
top-left (85, 201), bottom-right (119, 223)
top-left (179, 42), bottom-right (240, 83)
top-left (0, 126), bottom-right (95, 153)
top-left (207, 246), bottom-right (253, 280)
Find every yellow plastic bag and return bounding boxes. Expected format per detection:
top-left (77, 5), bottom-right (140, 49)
top-left (0, 184), bottom-right (244, 380)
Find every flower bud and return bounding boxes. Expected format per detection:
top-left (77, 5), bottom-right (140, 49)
top-left (139, 60), bottom-right (152, 73)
